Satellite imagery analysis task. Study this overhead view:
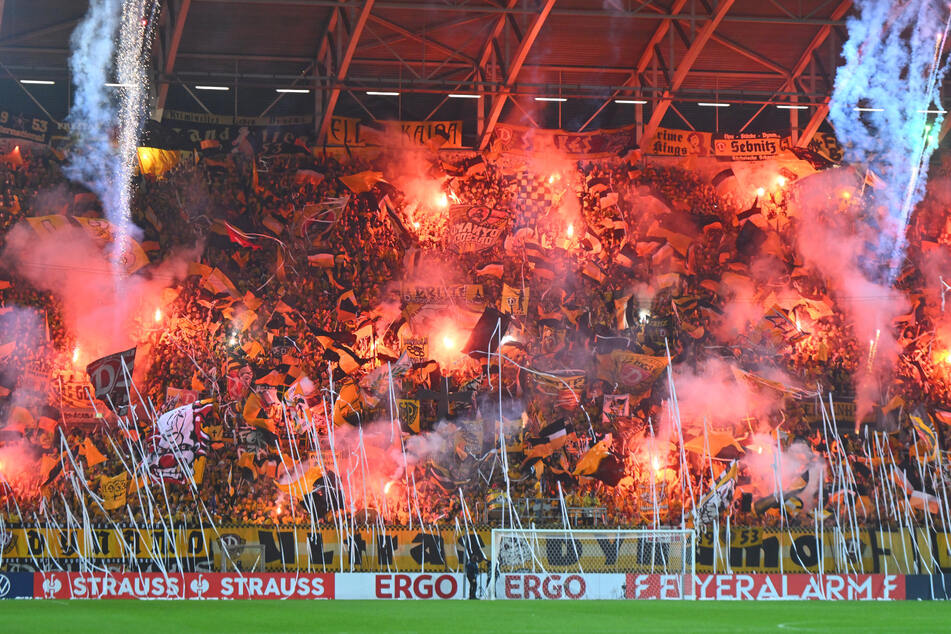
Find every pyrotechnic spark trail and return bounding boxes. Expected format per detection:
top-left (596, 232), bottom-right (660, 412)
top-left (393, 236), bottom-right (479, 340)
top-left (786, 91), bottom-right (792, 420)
top-left (65, 0), bottom-right (157, 275)
top-left (829, 0), bottom-right (951, 282)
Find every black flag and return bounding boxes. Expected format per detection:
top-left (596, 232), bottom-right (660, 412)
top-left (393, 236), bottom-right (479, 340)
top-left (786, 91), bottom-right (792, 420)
top-left (462, 307), bottom-right (510, 359)
top-left (85, 347), bottom-right (136, 415)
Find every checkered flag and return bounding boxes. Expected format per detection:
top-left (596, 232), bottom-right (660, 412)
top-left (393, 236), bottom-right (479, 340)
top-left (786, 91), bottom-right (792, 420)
top-left (513, 172), bottom-right (555, 229)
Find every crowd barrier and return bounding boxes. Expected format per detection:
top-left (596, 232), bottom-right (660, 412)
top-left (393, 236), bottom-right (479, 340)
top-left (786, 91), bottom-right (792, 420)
top-left (1, 571), bottom-right (951, 599)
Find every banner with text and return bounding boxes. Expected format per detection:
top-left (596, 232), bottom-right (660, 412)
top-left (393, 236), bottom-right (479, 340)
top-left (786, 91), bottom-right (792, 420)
top-left (712, 132), bottom-right (790, 161)
top-left (490, 123), bottom-right (636, 158)
top-left (642, 127), bottom-right (713, 157)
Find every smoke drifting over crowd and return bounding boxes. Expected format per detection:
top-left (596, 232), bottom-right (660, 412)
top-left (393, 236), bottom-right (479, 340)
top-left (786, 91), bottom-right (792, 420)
top-left (66, 0), bottom-right (156, 267)
top-left (829, 0), bottom-right (951, 280)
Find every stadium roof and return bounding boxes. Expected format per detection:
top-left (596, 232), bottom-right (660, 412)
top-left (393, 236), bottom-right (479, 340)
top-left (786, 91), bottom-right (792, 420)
top-left (0, 0), bottom-right (857, 146)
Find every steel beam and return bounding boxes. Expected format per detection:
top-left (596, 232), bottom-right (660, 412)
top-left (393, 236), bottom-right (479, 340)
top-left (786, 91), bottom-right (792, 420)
top-left (192, 0), bottom-right (848, 26)
top-left (367, 14), bottom-right (475, 65)
top-left (796, 99), bottom-right (830, 148)
top-left (317, 0), bottom-right (375, 144)
top-left (641, 0), bottom-right (735, 143)
top-left (478, 0), bottom-right (556, 149)
top-left (156, 0), bottom-right (192, 117)
top-left (790, 1), bottom-right (852, 147)
top-left (787, 0), bottom-right (851, 89)
top-left (577, 0), bottom-right (688, 132)
top-left (0, 16), bottom-right (80, 46)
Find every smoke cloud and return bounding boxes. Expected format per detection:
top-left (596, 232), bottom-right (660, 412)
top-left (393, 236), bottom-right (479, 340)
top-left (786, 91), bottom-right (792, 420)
top-left (829, 0), bottom-right (951, 280)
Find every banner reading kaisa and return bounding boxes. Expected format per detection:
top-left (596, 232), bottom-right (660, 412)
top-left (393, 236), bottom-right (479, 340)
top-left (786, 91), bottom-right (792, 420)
top-left (378, 120), bottom-right (463, 149)
top-left (642, 127), bottom-right (712, 157)
top-left (712, 132), bottom-right (790, 161)
top-left (448, 204), bottom-right (510, 253)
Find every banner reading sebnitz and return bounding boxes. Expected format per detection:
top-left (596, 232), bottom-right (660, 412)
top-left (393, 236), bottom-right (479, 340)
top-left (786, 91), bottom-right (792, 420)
top-left (712, 132), bottom-right (790, 161)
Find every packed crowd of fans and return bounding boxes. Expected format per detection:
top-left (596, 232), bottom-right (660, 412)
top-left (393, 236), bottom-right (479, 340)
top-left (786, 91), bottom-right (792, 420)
top-left (1, 133), bottom-right (950, 535)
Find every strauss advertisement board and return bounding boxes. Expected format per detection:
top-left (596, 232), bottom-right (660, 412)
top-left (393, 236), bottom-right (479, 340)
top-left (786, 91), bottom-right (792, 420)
top-left (34, 573), bottom-right (333, 600)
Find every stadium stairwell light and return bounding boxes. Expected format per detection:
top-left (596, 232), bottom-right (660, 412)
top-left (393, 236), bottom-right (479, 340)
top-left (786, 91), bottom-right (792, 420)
top-left (698, 101), bottom-right (730, 107)
top-left (918, 109), bottom-right (948, 114)
top-left (449, 93), bottom-right (481, 99)
top-left (366, 91), bottom-right (399, 96)
top-left (535, 97), bottom-right (567, 102)
top-left (276, 88), bottom-right (310, 94)
top-left (616, 99), bottom-right (647, 104)
top-left (105, 83), bottom-right (134, 88)
top-left (20, 79), bottom-right (55, 85)
top-left (854, 106), bottom-right (883, 112)
top-left (777, 104), bottom-right (808, 110)
top-left (195, 85), bottom-right (230, 91)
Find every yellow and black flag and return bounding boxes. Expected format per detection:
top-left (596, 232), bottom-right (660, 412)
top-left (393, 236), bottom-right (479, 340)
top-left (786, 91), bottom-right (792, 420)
top-left (337, 290), bottom-right (359, 322)
top-left (754, 470), bottom-right (810, 516)
top-left (694, 461), bottom-right (738, 524)
top-left (242, 392), bottom-right (277, 435)
top-left (573, 438), bottom-right (625, 486)
top-left (397, 399), bottom-right (421, 433)
top-left (910, 407), bottom-right (939, 462)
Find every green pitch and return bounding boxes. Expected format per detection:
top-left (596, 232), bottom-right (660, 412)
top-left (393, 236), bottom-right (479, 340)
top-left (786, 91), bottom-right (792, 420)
top-left (4, 600), bottom-right (950, 633)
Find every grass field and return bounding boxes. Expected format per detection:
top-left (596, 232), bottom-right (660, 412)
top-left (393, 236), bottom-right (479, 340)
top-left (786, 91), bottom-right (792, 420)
top-left (4, 600), bottom-right (951, 633)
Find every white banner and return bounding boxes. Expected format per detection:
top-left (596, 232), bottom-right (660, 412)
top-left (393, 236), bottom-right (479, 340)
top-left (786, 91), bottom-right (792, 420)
top-left (496, 573), bottom-right (626, 600)
top-left (335, 573), bottom-right (466, 599)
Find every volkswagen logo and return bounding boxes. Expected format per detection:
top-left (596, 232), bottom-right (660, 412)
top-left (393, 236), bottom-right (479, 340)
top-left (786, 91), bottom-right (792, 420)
top-left (0, 574), bottom-right (11, 598)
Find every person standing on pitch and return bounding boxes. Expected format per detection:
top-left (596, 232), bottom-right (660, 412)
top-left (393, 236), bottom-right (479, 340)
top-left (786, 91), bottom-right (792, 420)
top-left (465, 555), bottom-right (479, 600)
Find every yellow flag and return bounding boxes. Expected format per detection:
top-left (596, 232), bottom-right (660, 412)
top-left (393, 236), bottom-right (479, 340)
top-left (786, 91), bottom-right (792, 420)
top-left (339, 170), bottom-right (384, 194)
top-left (193, 456), bottom-right (207, 485)
top-left (80, 437), bottom-right (107, 467)
top-left (595, 350), bottom-right (667, 396)
top-left (397, 399), bottom-right (421, 433)
top-left (501, 283), bottom-right (529, 316)
top-left (573, 439), bottom-right (611, 477)
top-left (276, 457), bottom-right (323, 499)
top-left (100, 473), bottom-right (128, 510)
top-left (243, 392), bottom-right (277, 434)
top-left (333, 381), bottom-right (364, 427)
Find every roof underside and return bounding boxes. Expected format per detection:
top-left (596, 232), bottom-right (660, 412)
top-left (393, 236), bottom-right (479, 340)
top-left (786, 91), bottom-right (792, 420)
top-left (0, 0), bottom-right (868, 140)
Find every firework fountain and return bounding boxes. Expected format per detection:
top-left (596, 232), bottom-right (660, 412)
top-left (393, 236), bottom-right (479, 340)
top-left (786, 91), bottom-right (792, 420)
top-left (65, 0), bottom-right (158, 275)
top-left (829, 0), bottom-right (951, 282)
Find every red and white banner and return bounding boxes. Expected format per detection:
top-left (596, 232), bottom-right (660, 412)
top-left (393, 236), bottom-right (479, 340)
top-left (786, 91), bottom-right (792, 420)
top-left (336, 573), bottom-right (466, 599)
top-left (626, 574), bottom-right (904, 600)
top-left (26, 571), bottom-right (904, 600)
top-left (35, 572), bottom-right (334, 600)
top-left (497, 573), bottom-right (626, 600)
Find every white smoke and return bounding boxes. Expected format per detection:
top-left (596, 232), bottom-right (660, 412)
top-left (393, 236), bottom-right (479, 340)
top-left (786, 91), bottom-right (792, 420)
top-left (828, 0), bottom-right (951, 280)
top-left (65, 0), bottom-right (156, 264)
